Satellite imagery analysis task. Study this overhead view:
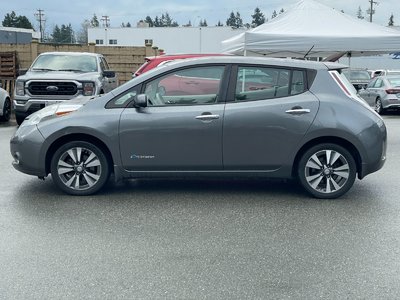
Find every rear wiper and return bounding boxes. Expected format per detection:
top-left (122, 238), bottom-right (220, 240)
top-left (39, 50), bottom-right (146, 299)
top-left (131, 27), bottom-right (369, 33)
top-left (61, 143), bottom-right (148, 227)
top-left (32, 68), bottom-right (56, 71)
top-left (58, 69), bottom-right (84, 72)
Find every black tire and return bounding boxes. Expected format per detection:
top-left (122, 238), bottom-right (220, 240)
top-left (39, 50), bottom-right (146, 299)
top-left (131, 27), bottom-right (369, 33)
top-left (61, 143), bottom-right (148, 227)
top-left (375, 98), bottom-right (385, 115)
top-left (50, 141), bottom-right (110, 195)
top-left (15, 113), bottom-right (26, 125)
top-left (0, 97), bottom-right (11, 122)
top-left (297, 143), bottom-right (357, 199)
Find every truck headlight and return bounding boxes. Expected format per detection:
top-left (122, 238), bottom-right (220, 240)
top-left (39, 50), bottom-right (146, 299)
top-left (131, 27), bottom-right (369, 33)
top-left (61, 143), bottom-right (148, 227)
top-left (15, 81), bottom-right (25, 96)
top-left (83, 82), bottom-right (95, 96)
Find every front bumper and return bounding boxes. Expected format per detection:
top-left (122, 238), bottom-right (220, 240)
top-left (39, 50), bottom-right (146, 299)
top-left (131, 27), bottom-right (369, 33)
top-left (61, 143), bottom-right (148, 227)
top-left (10, 124), bottom-right (47, 177)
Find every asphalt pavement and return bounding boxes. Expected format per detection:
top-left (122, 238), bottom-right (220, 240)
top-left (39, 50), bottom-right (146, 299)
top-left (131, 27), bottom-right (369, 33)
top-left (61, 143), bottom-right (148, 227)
top-left (1, 115), bottom-right (400, 299)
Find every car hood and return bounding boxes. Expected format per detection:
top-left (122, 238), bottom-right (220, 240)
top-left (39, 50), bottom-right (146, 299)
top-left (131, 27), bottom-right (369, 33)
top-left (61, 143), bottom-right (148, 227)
top-left (18, 71), bottom-right (101, 82)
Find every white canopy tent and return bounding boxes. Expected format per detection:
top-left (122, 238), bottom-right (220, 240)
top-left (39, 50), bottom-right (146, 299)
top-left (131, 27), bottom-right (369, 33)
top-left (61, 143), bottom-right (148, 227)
top-left (221, 0), bottom-right (400, 58)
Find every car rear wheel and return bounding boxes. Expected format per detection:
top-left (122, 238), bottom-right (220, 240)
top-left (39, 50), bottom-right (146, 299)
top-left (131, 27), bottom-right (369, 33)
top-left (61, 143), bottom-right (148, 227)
top-left (375, 98), bottom-right (385, 114)
top-left (50, 141), bottom-right (110, 195)
top-left (297, 143), bottom-right (356, 199)
top-left (0, 97), bottom-right (11, 122)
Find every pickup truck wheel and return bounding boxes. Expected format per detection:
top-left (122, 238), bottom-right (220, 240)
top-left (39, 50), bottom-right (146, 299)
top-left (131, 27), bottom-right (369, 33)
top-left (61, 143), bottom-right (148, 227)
top-left (50, 141), bottom-right (110, 195)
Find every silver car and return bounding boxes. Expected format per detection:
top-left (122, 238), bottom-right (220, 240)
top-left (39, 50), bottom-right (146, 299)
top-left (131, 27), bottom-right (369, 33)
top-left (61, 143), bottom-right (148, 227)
top-left (358, 75), bottom-right (400, 114)
top-left (10, 57), bottom-right (387, 199)
top-left (0, 86), bottom-right (11, 122)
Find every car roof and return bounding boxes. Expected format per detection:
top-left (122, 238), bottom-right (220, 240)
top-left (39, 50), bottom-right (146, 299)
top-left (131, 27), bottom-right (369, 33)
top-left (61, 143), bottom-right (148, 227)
top-left (161, 56), bottom-right (345, 71)
top-left (38, 52), bottom-right (101, 57)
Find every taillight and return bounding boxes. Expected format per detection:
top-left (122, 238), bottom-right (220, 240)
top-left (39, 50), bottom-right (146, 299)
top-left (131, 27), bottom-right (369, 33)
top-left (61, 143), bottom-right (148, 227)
top-left (385, 89), bottom-right (400, 94)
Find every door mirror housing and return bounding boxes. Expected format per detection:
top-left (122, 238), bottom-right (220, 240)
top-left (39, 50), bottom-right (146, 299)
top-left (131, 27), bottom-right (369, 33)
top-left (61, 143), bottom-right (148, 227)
top-left (134, 94), bottom-right (148, 108)
top-left (103, 70), bottom-right (116, 78)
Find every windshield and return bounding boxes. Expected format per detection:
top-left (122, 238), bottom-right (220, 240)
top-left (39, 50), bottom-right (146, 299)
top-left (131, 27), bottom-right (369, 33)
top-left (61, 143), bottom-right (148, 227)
top-left (343, 70), bottom-right (370, 80)
top-left (31, 54), bottom-right (98, 72)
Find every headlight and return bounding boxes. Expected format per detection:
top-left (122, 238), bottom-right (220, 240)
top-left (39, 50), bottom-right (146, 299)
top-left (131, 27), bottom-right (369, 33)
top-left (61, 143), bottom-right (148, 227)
top-left (15, 81), bottom-right (25, 96)
top-left (20, 103), bottom-right (82, 127)
top-left (83, 82), bottom-right (95, 96)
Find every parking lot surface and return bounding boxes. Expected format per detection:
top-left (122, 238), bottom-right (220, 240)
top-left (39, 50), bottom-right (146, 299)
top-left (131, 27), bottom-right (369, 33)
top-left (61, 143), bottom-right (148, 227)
top-left (1, 115), bottom-right (400, 299)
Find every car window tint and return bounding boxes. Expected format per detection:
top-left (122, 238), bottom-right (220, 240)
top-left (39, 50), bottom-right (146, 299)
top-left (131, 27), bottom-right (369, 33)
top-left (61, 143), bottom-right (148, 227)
top-left (144, 66), bottom-right (225, 106)
top-left (235, 66), bottom-right (304, 101)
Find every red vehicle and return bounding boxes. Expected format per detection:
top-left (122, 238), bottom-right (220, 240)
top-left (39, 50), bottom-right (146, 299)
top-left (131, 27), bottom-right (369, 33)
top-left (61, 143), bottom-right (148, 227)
top-left (133, 53), bottom-right (227, 77)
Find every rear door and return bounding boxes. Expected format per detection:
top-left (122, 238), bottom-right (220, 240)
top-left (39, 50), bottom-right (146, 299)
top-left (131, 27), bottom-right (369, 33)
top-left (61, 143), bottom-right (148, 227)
top-left (223, 65), bottom-right (319, 171)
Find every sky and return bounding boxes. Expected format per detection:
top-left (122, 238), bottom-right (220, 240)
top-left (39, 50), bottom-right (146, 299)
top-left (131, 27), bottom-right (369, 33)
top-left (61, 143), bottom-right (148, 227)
top-left (1, 0), bottom-right (399, 33)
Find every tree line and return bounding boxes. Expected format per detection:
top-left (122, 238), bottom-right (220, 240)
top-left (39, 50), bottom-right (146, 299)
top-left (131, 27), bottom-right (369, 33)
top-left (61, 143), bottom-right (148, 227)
top-left (1, 7), bottom-right (397, 45)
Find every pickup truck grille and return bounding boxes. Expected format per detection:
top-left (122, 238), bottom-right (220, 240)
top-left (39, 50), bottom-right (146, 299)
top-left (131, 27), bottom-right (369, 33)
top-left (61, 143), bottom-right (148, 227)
top-left (28, 81), bottom-right (78, 96)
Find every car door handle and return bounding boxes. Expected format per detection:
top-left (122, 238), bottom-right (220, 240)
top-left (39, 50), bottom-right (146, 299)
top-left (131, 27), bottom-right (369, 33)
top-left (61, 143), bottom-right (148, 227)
top-left (185, 81), bottom-right (199, 85)
top-left (195, 114), bottom-right (220, 121)
top-left (285, 108), bottom-right (311, 115)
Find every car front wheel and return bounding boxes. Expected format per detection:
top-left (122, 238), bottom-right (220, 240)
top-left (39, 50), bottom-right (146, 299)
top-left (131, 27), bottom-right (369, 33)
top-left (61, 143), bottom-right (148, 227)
top-left (50, 141), bottom-right (110, 195)
top-left (297, 143), bottom-right (356, 199)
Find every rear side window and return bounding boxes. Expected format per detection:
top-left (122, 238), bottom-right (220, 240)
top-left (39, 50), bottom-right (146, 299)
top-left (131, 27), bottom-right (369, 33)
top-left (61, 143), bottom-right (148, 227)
top-left (234, 66), bottom-right (305, 102)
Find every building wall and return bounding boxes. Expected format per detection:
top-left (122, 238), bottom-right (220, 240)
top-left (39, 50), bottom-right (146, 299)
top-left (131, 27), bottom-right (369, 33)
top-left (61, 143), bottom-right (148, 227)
top-left (88, 26), bottom-right (246, 54)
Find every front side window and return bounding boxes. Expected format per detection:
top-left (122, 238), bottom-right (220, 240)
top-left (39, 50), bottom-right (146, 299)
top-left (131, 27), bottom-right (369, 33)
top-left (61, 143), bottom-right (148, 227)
top-left (235, 66), bottom-right (305, 102)
top-left (143, 66), bottom-right (225, 106)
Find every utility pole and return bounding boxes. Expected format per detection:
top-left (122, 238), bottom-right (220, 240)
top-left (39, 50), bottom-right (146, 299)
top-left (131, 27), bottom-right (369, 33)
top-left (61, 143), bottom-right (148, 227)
top-left (101, 16), bottom-right (110, 27)
top-left (34, 9), bottom-right (45, 42)
top-left (367, 0), bottom-right (378, 22)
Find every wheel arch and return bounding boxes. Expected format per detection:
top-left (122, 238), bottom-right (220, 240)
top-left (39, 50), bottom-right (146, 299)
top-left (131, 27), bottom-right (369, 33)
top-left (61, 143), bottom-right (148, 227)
top-left (292, 136), bottom-right (362, 179)
top-left (45, 133), bottom-right (114, 175)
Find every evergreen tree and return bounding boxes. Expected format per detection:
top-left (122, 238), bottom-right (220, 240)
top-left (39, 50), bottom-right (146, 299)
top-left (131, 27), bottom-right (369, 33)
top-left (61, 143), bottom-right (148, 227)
top-left (126, 22), bottom-right (131, 27)
top-left (199, 19), bottom-right (208, 27)
top-left (251, 7), bottom-right (265, 27)
top-left (388, 14), bottom-right (394, 26)
top-left (2, 11), bottom-right (34, 29)
top-left (145, 16), bottom-right (154, 27)
top-left (226, 11), bottom-right (236, 27)
top-left (226, 11), bottom-right (243, 28)
top-left (357, 6), bottom-right (364, 19)
top-left (217, 20), bottom-right (223, 26)
top-left (235, 12), bottom-right (243, 28)
top-left (271, 10), bottom-right (277, 19)
top-left (52, 23), bottom-right (75, 43)
top-left (279, 8), bottom-right (285, 14)
top-left (90, 14), bottom-right (99, 27)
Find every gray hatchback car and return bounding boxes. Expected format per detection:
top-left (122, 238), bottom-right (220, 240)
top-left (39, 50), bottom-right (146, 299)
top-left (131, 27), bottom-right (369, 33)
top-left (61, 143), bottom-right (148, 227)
top-left (10, 56), bottom-right (387, 198)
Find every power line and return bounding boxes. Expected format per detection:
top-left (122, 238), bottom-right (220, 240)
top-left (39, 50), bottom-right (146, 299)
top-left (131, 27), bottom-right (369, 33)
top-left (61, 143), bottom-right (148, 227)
top-left (367, 0), bottom-right (378, 22)
top-left (101, 15), bottom-right (110, 27)
top-left (34, 9), bottom-right (45, 42)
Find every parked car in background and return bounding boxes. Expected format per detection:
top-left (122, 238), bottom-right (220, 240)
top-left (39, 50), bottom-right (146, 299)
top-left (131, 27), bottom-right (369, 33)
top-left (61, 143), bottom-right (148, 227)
top-left (14, 52), bottom-right (118, 125)
top-left (11, 56), bottom-right (386, 199)
top-left (133, 53), bottom-right (227, 77)
top-left (342, 68), bottom-right (371, 91)
top-left (358, 75), bottom-right (400, 114)
top-left (371, 69), bottom-right (400, 78)
top-left (0, 85), bottom-right (11, 122)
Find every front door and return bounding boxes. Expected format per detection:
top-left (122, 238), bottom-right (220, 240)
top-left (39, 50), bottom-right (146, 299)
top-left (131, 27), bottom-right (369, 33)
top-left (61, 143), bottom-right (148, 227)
top-left (119, 65), bottom-right (227, 171)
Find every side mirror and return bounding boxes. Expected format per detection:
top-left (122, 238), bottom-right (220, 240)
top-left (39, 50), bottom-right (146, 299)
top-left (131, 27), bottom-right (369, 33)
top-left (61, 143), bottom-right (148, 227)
top-left (103, 70), bottom-right (116, 78)
top-left (134, 94), bottom-right (148, 108)
top-left (18, 69), bottom-right (27, 76)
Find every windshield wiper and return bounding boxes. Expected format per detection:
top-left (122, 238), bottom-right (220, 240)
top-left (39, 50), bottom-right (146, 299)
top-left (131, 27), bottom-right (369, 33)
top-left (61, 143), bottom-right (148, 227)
top-left (32, 68), bottom-right (56, 71)
top-left (58, 69), bottom-right (84, 72)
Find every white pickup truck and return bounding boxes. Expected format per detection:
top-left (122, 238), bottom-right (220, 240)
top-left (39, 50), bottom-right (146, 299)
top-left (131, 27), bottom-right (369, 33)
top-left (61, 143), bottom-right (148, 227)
top-left (14, 52), bottom-right (118, 125)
